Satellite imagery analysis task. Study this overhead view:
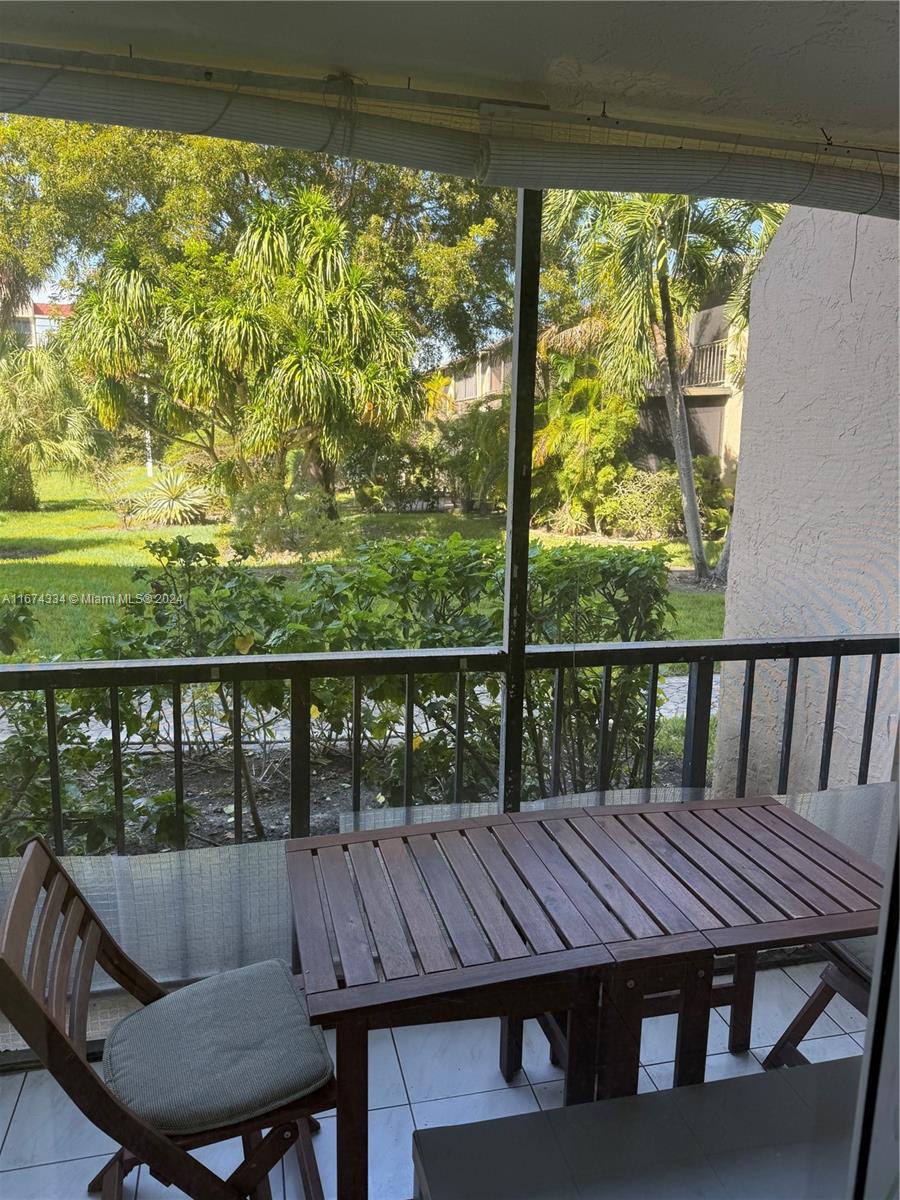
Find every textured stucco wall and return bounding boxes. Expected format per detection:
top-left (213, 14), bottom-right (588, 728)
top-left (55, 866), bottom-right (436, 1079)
top-left (713, 207), bottom-right (899, 795)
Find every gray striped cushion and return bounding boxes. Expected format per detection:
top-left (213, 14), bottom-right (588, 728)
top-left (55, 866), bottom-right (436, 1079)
top-left (103, 959), bottom-right (333, 1134)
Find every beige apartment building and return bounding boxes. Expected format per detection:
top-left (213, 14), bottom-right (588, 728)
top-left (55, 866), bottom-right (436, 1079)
top-left (439, 301), bottom-right (744, 483)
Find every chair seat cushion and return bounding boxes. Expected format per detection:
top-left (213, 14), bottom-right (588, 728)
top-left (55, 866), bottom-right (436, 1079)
top-left (103, 959), bottom-right (333, 1135)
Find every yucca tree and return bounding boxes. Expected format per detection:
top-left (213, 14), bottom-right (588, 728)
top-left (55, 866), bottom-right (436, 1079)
top-left (544, 193), bottom-right (784, 579)
top-left (64, 188), bottom-right (421, 512)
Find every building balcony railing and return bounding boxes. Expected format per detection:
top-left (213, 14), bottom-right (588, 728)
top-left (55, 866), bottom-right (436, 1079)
top-left (650, 338), bottom-right (730, 392)
top-left (684, 338), bottom-right (729, 386)
top-left (0, 633), bottom-right (895, 857)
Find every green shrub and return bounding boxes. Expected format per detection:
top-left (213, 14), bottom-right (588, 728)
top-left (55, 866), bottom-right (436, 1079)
top-left (605, 467), bottom-right (683, 538)
top-left (231, 483), bottom-right (349, 555)
top-left (344, 437), bottom-right (447, 514)
top-left (602, 456), bottom-right (733, 540)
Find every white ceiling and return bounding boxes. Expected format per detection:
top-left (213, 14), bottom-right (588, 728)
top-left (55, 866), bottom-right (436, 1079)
top-left (1, 1), bottom-right (897, 150)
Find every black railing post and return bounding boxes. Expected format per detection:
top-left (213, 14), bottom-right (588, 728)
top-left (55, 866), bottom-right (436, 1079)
top-left (404, 673), bottom-right (415, 806)
top-left (351, 675), bottom-right (362, 815)
top-left (290, 676), bottom-right (311, 839)
top-left (549, 667), bottom-right (565, 797)
top-left (454, 669), bottom-right (466, 804)
top-left (819, 654), bottom-right (842, 790)
top-left (858, 653), bottom-right (882, 786)
top-left (681, 658), bottom-right (714, 788)
top-left (642, 663), bottom-right (659, 789)
top-left (44, 687), bottom-right (64, 854)
top-left (499, 187), bottom-right (542, 814)
top-left (596, 665), bottom-right (613, 794)
top-left (735, 660), bottom-right (756, 799)
top-left (110, 686), bottom-right (126, 854)
top-left (172, 683), bottom-right (185, 850)
top-left (232, 679), bottom-right (242, 844)
top-left (778, 656), bottom-right (800, 793)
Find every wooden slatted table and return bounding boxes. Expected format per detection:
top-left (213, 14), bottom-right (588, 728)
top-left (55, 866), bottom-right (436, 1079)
top-left (286, 796), bottom-right (882, 1200)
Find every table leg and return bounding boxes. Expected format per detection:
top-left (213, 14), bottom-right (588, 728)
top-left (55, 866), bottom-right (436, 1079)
top-left (597, 973), bottom-right (642, 1100)
top-left (499, 1016), bottom-right (524, 1082)
top-left (564, 985), bottom-right (600, 1105)
top-left (674, 957), bottom-right (713, 1087)
top-left (336, 1020), bottom-right (368, 1200)
top-left (728, 950), bottom-right (756, 1053)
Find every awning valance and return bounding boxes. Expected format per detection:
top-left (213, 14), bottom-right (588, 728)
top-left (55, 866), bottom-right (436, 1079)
top-left (1, 47), bottom-right (896, 219)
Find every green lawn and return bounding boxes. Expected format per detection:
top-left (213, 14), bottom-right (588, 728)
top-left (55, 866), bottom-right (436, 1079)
top-left (1, 472), bottom-right (724, 661)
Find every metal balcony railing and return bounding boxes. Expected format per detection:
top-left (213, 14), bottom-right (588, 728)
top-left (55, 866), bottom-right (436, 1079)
top-left (0, 634), bottom-right (896, 855)
top-left (649, 339), bottom-right (730, 392)
top-left (684, 339), bottom-right (729, 386)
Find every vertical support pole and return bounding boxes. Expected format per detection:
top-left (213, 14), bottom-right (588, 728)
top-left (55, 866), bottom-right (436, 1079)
top-left (858, 653), bottom-right (882, 786)
top-left (595, 665), bottom-right (613, 794)
top-left (681, 658), bottom-right (714, 789)
top-left (499, 188), bottom-right (543, 814)
top-left (819, 654), bottom-right (842, 790)
top-left (778, 656), bottom-right (799, 794)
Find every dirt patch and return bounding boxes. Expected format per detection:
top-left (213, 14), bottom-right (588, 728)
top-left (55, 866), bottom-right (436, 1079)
top-left (668, 568), bottom-right (726, 594)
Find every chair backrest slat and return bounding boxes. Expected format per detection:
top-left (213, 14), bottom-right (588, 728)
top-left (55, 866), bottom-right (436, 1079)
top-left (69, 921), bottom-right (101, 1053)
top-left (0, 841), bottom-right (51, 973)
top-left (47, 896), bottom-right (84, 1026)
top-left (26, 872), bottom-right (68, 997)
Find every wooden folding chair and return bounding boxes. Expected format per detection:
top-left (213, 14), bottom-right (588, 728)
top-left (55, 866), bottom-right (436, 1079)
top-left (0, 836), bottom-right (336, 1199)
top-left (763, 939), bottom-right (872, 1068)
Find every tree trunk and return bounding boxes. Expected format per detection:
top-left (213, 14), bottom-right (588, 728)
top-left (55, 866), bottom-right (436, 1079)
top-left (655, 271), bottom-right (710, 581)
top-left (711, 523), bottom-right (732, 585)
top-left (305, 440), bottom-right (339, 519)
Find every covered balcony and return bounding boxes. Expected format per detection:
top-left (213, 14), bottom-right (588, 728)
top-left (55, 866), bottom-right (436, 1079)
top-left (0, 4), bottom-right (898, 1200)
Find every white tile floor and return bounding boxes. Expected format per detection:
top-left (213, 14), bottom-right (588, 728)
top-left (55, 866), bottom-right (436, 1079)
top-left (0, 965), bottom-right (865, 1200)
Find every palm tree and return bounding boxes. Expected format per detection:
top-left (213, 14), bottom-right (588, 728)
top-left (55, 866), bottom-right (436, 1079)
top-left (64, 188), bottom-right (421, 514)
top-left (0, 342), bottom-right (101, 507)
top-left (544, 193), bottom-right (784, 580)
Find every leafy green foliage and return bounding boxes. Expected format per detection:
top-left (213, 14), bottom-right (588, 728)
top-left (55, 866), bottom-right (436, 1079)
top-left (0, 690), bottom-right (136, 856)
top-left (0, 601), bottom-right (35, 655)
top-left (0, 340), bottom-right (104, 507)
top-left (531, 355), bottom-right (638, 532)
top-left (0, 118), bottom-right (514, 361)
top-left (63, 188), bottom-right (421, 505)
